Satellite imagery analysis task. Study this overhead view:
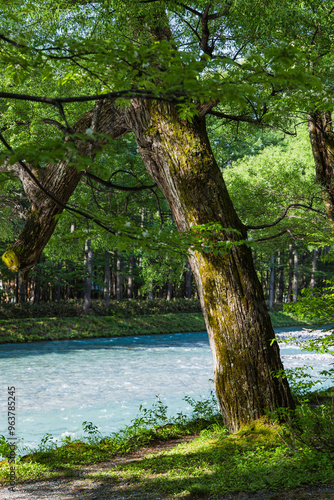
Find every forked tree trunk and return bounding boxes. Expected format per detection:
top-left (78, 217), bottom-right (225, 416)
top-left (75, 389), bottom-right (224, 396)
top-left (1, 98), bottom-right (295, 432)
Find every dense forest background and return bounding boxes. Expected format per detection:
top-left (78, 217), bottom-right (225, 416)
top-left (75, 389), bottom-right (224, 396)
top-left (1, 126), bottom-right (332, 311)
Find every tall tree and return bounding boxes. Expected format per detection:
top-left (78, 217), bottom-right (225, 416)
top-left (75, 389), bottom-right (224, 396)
top-left (0, 1), bottom-right (295, 431)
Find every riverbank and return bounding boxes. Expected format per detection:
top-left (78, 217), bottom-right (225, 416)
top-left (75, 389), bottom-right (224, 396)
top-left (0, 309), bottom-right (319, 344)
top-left (1, 388), bottom-right (334, 498)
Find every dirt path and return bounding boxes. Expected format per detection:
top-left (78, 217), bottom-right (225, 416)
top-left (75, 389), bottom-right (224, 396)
top-left (1, 436), bottom-right (334, 500)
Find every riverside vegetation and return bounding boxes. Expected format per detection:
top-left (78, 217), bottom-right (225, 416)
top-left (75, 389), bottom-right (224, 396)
top-left (0, 299), bottom-right (333, 496)
top-left (0, 298), bottom-right (320, 344)
top-left (0, 388), bottom-right (334, 497)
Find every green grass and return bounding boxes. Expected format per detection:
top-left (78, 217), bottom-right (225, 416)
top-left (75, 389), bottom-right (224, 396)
top-left (0, 309), bottom-right (320, 344)
top-left (0, 312), bottom-right (206, 344)
top-left (1, 389), bottom-right (334, 497)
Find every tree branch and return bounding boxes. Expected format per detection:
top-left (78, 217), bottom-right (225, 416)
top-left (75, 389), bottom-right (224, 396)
top-left (208, 109), bottom-right (298, 136)
top-left (0, 89), bottom-right (186, 107)
top-left (83, 170), bottom-right (156, 191)
top-left (246, 203), bottom-right (326, 231)
top-left (253, 230), bottom-right (288, 242)
top-left (0, 132), bottom-right (122, 237)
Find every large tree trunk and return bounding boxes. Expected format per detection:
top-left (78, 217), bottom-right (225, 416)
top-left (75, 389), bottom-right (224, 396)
top-left (1, 98), bottom-right (295, 432)
top-left (127, 99), bottom-right (295, 431)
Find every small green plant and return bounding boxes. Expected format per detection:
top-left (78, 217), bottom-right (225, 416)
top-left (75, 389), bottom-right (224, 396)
top-left (132, 396), bottom-right (169, 429)
top-left (0, 435), bottom-right (11, 460)
top-left (183, 389), bottom-right (219, 421)
top-left (37, 433), bottom-right (58, 452)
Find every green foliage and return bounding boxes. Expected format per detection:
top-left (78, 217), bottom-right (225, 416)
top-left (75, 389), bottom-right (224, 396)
top-left (0, 311), bottom-right (207, 344)
top-left (0, 298), bottom-right (202, 319)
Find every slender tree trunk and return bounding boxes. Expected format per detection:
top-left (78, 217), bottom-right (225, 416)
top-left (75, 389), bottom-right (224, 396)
top-left (83, 239), bottom-right (93, 315)
top-left (33, 267), bottom-right (40, 305)
top-left (66, 223), bottom-right (76, 300)
top-left (116, 250), bottom-right (124, 301)
top-left (18, 274), bottom-right (26, 304)
top-left (167, 275), bottom-right (173, 300)
top-left (104, 250), bottom-right (110, 309)
top-left (310, 248), bottom-right (317, 289)
top-left (112, 253), bottom-right (117, 299)
top-left (276, 250), bottom-right (284, 304)
top-left (287, 245), bottom-right (293, 302)
top-left (185, 259), bottom-right (192, 299)
top-left (148, 283), bottom-right (153, 301)
top-left (268, 253), bottom-right (275, 308)
top-left (56, 261), bottom-right (62, 303)
top-left (127, 254), bottom-right (134, 299)
top-left (293, 248), bottom-right (298, 303)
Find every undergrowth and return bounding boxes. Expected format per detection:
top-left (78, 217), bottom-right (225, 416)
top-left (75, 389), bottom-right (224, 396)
top-left (1, 388), bottom-right (334, 497)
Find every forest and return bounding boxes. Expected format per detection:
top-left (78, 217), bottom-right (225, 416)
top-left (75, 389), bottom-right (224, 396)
top-left (1, 0), bottom-right (334, 429)
top-left (1, 129), bottom-right (334, 310)
top-left (0, 2), bottom-right (334, 496)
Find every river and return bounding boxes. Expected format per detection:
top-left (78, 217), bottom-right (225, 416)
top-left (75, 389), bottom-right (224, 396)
top-left (0, 327), bottom-right (333, 454)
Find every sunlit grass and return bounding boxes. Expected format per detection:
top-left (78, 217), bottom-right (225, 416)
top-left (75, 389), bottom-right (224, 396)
top-left (1, 390), bottom-right (334, 497)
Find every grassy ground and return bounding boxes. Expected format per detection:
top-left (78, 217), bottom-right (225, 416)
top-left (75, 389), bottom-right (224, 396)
top-left (0, 313), bottom-right (206, 344)
top-left (0, 309), bottom-right (320, 344)
top-left (1, 389), bottom-right (334, 497)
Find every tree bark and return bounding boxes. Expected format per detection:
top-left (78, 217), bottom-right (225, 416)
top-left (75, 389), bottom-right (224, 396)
top-left (127, 99), bottom-right (294, 431)
top-left (1, 98), bottom-right (295, 431)
top-left (1, 101), bottom-right (130, 276)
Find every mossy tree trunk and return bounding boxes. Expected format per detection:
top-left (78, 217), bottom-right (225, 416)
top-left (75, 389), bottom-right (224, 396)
top-left (2, 98), bottom-right (295, 432)
top-left (1, 101), bottom-right (130, 276)
top-left (126, 99), bottom-right (295, 432)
